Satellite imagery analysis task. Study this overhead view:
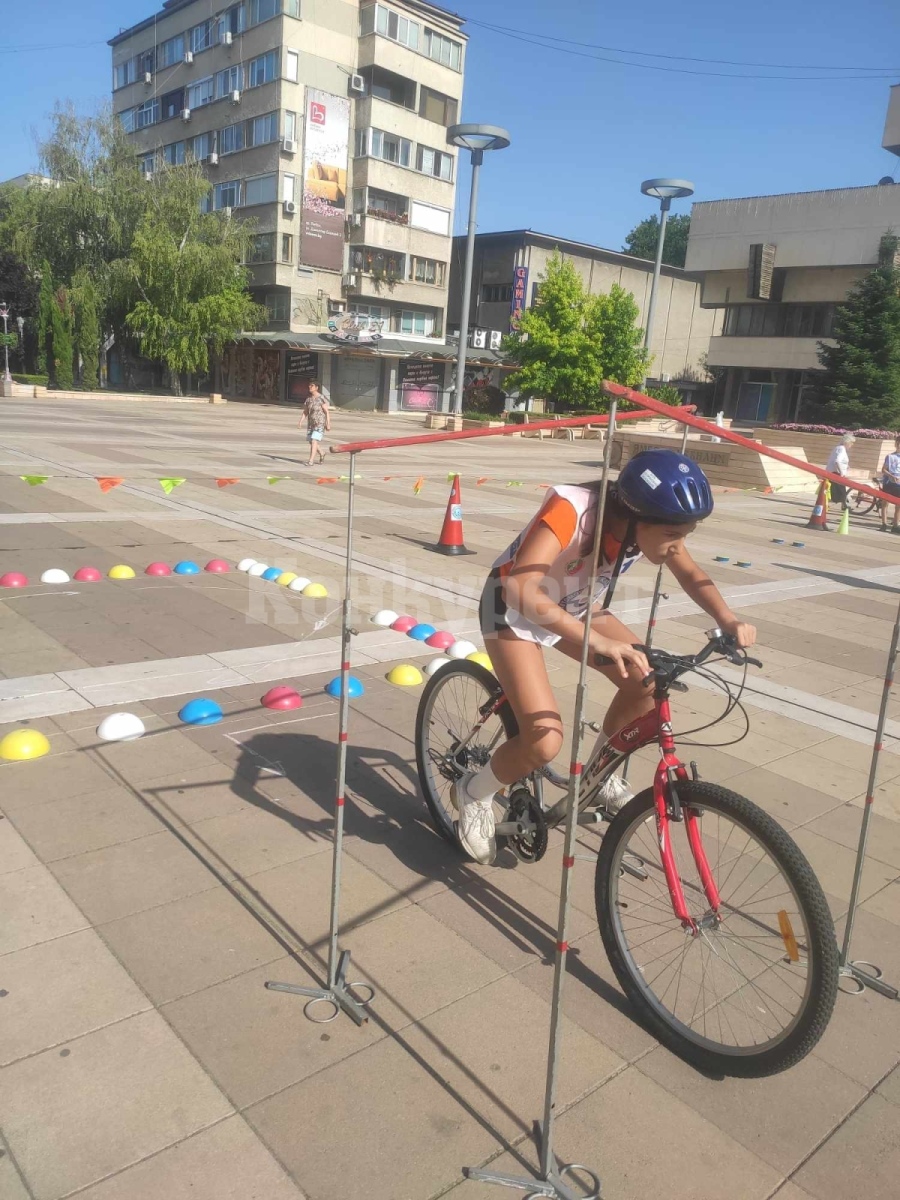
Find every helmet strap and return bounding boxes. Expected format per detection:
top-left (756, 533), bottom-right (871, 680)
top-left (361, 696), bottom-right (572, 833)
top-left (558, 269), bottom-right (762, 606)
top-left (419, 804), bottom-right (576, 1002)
top-left (602, 517), bottom-right (636, 611)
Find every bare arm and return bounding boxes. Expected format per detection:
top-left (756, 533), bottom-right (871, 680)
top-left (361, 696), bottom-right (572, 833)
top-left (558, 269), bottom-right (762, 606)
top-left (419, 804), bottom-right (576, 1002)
top-left (667, 546), bottom-right (757, 647)
top-left (502, 523), bottom-right (649, 678)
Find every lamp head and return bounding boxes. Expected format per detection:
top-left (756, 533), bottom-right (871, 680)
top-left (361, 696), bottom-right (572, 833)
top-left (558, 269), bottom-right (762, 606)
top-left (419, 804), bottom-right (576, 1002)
top-left (641, 178), bottom-right (694, 201)
top-left (447, 123), bottom-right (511, 154)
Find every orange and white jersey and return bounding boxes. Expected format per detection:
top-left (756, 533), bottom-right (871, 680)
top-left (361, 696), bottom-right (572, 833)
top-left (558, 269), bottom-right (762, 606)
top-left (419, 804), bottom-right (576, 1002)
top-left (489, 485), bottom-right (642, 646)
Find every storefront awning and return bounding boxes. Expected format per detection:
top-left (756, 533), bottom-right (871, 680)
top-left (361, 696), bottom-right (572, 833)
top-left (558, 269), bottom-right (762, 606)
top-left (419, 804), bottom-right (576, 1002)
top-left (232, 331), bottom-right (512, 369)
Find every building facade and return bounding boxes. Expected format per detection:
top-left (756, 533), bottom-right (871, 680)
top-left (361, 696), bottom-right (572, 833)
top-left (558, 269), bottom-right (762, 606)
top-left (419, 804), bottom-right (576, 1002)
top-left (109, 0), bottom-right (466, 409)
top-left (685, 92), bottom-right (900, 426)
top-left (447, 230), bottom-right (720, 390)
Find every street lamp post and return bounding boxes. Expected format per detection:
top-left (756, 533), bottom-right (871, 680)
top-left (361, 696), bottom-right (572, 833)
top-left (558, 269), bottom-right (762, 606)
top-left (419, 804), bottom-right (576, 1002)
top-left (0, 304), bottom-right (12, 384)
top-left (639, 178), bottom-right (694, 385)
top-left (447, 123), bottom-right (510, 415)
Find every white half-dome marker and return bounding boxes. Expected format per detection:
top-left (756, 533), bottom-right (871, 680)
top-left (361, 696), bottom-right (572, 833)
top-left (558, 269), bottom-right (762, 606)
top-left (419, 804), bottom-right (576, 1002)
top-left (237, 558), bottom-right (257, 572)
top-left (372, 609), bottom-right (399, 627)
top-left (41, 568), bottom-right (71, 584)
top-left (248, 562), bottom-right (269, 577)
top-left (424, 657), bottom-right (451, 676)
top-left (97, 712), bottom-right (146, 742)
top-left (288, 576), bottom-right (312, 592)
top-left (447, 639), bottom-right (477, 659)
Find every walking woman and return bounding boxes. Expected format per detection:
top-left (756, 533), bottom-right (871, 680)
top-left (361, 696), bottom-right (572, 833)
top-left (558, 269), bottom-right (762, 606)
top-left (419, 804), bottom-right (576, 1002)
top-left (302, 380), bottom-right (331, 466)
top-left (454, 450), bottom-right (757, 864)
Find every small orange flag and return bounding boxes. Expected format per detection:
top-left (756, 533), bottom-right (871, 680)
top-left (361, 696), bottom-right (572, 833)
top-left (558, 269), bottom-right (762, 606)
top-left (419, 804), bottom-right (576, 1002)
top-left (316, 476), bottom-right (340, 485)
top-left (413, 476), bottom-right (425, 494)
top-left (383, 475), bottom-right (394, 481)
top-left (216, 478), bottom-right (239, 488)
top-left (97, 477), bottom-right (124, 493)
top-left (476, 477), bottom-right (490, 486)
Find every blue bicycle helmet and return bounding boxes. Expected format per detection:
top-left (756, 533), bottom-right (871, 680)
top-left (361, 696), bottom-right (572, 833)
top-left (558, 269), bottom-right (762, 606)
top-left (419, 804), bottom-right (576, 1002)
top-left (616, 450), bottom-right (714, 523)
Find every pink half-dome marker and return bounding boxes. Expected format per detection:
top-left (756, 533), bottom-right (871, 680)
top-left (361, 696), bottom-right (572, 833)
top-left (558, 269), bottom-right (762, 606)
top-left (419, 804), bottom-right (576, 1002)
top-left (145, 562), bottom-right (172, 576)
top-left (73, 567), bottom-right (102, 582)
top-left (205, 559), bottom-right (231, 573)
top-left (0, 572), bottom-right (28, 588)
top-left (391, 615), bottom-right (417, 633)
top-left (425, 630), bottom-right (456, 650)
top-left (261, 686), bottom-right (303, 711)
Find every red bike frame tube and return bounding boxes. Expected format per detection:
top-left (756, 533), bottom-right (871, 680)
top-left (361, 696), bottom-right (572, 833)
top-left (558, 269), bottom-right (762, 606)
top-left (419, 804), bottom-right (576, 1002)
top-left (328, 406), bottom-right (694, 456)
top-left (651, 696), bottom-right (696, 929)
top-left (604, 382), bottom-right (899, 508)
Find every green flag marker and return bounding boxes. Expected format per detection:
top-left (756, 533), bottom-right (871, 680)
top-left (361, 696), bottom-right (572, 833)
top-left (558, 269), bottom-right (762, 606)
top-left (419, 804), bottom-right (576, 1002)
top-left (158, 477), bottom-right (186, 494)
top-left (20, 475), bottom-right (49, 486)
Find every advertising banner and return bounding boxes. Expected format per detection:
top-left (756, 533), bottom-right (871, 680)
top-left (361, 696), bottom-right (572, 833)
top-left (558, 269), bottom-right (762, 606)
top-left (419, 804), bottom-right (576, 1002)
top-left (399, 359), bottom-right (443, 411)
top-left (300, 89), bottom-right (350, 272)
top-left (510, 264), bottom-right (529, 329)
top-left (284, 350), bottom-right (319, 402)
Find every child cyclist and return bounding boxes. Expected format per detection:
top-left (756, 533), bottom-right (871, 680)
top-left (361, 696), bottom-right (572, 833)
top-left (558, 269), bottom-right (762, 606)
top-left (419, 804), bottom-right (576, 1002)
top-left (454, 449), bottom-right (757, 864)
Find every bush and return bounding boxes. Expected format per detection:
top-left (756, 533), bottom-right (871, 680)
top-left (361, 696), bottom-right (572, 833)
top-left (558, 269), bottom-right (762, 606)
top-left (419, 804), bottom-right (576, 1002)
top-left (771, 422), bottom-right (899, 440)
top-left (460, 410), bottom-right (497, 423)
top-left (646, 384), bottom-right (683, 406)
top-left (12, 374), bottom-right (49, 386)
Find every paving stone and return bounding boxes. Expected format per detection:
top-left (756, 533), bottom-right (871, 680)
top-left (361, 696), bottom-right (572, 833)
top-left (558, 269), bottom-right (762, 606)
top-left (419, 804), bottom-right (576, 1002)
top-left (0, 1147), bottom-right (30, 1200)
top-left (0, 862), bottom-right (89, 956)
top-left (70, 1115), bottom-right (307, 1200)
top-left (790, 827), bottom-right (896, 904)
top-left (6, 784), bottom-right (164, 862)
top-left (802, 802), bottom-right (900, 871)
top-left (794, 1094), bottom-right (900, 1200)
top-left (0, 928), bottom-right (150, 1067)
top-left (0, 1009), bottom-right (233, 1200)
top-left (0, 815), bottom-right (39, 874)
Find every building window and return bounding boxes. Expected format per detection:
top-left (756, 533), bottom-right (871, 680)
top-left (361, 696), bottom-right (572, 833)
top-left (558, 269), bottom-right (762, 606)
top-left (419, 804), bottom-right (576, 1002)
top-left (134, 99), bottom-right (159, 130)
top-left (284, 110), bottom-right (297, 140)
top-left (409, 200), bottom-right (450, 235)
top-left (160, 89), bottom-right (185, 120)
top-left (410, 257), bottom-right (445, 286)
top-left (285, 50), bottom-right (299, 83)
top-left (265, 292), bottom-right (291, 322)
top-left (113, 60), bottom-right (137, 90)
top-left (249, 232), bottom-right (276, 262)
top-left (191, 132), bottom-right (215, 161)
top-left (355, 127), bottom-right (411, 167)
top-left (157, 33), bottom-right (184, 68)
top-left (722, 303), bottom-right (836, 339)
top-left (119, 108), bottom-right (135, 134)
top-left (219, 4), bottom-right (246, 38)
top-left (220, 123), bottom-right (245, 155)
top-left (190, 19), bottom-right (216, 54)
top-left (281, 233), bottom-right (294, 263)
top-left (212, 180), bottom-right (241, 210)
top-left (352, 248), bottom-right (404, 279)
top-left (360, 4), bottom-right (420, 50)
top-left (282, 174), bottom-right (296, 204)
top-left (366, 66), bottom-right (416, 109)
top-left (424, 28), bottom-right (462, 70)
top-left (249, 50), bottom-right (278, 87)
top-left (416, 145), bottom-right (452, 180)
top-left (249, 112), bottom-right (279, 146)
top-left (419, 86), bottom-right (457, 126)
top-left (186, 77), bottom-right (215, 109)
top-left (164, 141), bottom-right (185, 165)
top-left (216, 66), bottom-right (244, 98)
top-left (139, 152), bottom-right (156, 176)
top-left (400, 309), bottom-right (435, 336)
top-left (362, 189), bottom-right (408, 222)
top-left (244, 173), bottom-right (278, 206)
top-left (482, 284), bottom-right (513, 303)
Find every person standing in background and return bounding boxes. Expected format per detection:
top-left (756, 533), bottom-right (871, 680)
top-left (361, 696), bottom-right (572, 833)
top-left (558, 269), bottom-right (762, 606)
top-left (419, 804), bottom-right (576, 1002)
top-left (825, 433), bottom-right (855, 519)
top-left (880, 435), bottom-right (900, 533)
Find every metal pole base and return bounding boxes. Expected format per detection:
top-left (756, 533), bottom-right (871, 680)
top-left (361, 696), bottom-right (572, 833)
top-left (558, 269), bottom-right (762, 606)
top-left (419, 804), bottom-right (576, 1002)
top-left (839, 961), bottom-right (900, 1001)
top-left (265, 950), bottom-right (374, 1026)
top-left (465, 1154), bottom-right (601, 1199)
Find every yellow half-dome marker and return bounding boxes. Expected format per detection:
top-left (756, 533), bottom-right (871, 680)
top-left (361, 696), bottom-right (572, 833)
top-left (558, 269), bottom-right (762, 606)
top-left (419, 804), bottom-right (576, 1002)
top-left (386, 664), bottom-right (424, 687)
top-left (0, 729), bottom-right (51, 761)
top-left (467, 651), bottom-right (494, 672)
top-left (108, 565), bottom-right (136, 580)
top-left (303, 582), bottom-right (328, 598)
top-left (277, 571), bottom-right (298, 587)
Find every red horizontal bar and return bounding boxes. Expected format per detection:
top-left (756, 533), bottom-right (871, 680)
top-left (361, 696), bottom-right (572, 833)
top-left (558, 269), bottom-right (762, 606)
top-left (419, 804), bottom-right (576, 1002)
top-left (329, 406), bottom-right (695, 456)
top-left (603, 383), bottom-right (900, 508)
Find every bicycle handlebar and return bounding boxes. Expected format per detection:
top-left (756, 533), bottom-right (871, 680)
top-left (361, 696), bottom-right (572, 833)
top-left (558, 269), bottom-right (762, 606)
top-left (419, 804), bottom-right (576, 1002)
top-left (593, 629), bottom-right (762, 685)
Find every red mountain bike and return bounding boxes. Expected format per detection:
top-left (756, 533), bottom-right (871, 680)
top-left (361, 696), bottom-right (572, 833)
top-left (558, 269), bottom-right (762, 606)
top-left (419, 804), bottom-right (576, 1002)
top-left (415, 630), bottom-right (839, 1078)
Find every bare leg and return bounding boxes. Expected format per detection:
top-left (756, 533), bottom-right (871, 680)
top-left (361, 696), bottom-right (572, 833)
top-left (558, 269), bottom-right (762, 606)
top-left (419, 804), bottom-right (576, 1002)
top-left (555, 610), bottom-right (653, 737)
top-left (483, 631), bottom-right (564, 786)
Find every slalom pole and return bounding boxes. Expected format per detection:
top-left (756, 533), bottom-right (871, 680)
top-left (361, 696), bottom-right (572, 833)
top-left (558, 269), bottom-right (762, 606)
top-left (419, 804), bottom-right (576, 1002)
top-left (265, 453), bottom-right (373, 1025)
top-left (838, 588), bottom-right (900, 1001)
top-left (464, 404), bottom-right (618, 1200)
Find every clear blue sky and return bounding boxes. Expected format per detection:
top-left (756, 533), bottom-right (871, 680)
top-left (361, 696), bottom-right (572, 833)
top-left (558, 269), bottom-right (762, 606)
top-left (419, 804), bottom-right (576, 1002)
top-left (3, 0), bottom-right (900, 250)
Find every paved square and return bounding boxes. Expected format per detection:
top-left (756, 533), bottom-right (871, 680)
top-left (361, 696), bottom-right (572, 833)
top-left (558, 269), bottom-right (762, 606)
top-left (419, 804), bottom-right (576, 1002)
top-left (1, 396), bottom-right (899, 1199)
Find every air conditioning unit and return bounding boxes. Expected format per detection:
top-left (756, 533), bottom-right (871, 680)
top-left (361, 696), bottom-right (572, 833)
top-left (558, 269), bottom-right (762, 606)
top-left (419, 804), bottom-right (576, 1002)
top-left (181, 107), bottom-right (192, 121)
top-left (184, 50), bottom-right (194, 64)
top-left (349, 73), bottom-right (366, 95)
top-left (230, 89), bottom-right (241, 104)
top-left (222, 206), bottom-right (233, 219)
top-left (208, 151), bottom-right (219, 166)
top-left (349, 213), bottom-right (362, 228)
top-left (342, 272), bottom-right (360, 290)
top-left (283, 200), bottom-right (297, 216)
top-left (471, 329), bottom-right (487, 349)
top-left (142, 170), bottom-right (154, 182)
top-left (329, 299), bottom-right (346, 314)
top-left (144, 71), bottom-right (153, 85)
top-left (222, 30), bottom-right (233, 46)
top-left (281, 137), bottom-right (297, 154)
top-left (489, 330), bottom-right (502, 350)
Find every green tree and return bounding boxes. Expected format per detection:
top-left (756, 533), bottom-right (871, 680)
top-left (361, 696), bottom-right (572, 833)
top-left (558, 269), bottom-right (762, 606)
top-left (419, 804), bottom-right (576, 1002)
top-left (72, 269), bottom-right (101, 389)
top-left (623, 213), bottom-right (691, 268)
top-left (0, 252), bottom-right (39, 371)
top-left (36, 261), bottom-right (56, 377)
top-left (814, 260), bottom-right (900, 427)
top-left (50, 286), bottom-right (74, 389)
top-left (114, 164), bottom-right (264, 393)
top-left (503, 253), bottom-right (648, 409)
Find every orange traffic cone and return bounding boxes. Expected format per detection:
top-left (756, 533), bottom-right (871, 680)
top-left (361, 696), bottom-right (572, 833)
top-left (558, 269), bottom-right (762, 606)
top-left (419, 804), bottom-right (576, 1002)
top-left (433, 474), bottom-right (473, 555)
top-left (806, 480), bottom-right (829, 530)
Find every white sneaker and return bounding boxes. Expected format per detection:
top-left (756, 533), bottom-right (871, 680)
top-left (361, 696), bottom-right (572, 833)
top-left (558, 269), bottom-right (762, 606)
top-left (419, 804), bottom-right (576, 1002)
top-left (597, 774), bottom-right (634, 814)
top-left (452, 773), bottom-right (497, 864)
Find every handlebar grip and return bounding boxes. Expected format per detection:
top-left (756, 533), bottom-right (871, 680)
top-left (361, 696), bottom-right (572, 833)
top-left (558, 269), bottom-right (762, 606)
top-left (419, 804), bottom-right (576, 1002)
top-left (592, 653), bottom-right (613, 668)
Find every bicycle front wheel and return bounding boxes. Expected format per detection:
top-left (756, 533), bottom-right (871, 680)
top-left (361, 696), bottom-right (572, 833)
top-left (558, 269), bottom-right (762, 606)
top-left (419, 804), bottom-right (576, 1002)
top-left (595, 782), bottom-right (838, 1077)
top-left (848, 490), bottom-right (877, 517)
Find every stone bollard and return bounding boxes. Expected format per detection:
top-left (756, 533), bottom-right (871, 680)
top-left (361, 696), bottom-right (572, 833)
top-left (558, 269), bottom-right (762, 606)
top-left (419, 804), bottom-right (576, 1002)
top-left (208, 393), bottom-right (226, 405)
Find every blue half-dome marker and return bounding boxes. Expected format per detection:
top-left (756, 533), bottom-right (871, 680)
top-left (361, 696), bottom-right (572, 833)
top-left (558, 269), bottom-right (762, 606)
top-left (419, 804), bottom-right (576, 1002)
top-left (178, 697), bottom-right (224, 725)
top-left (408, 623), bottom-right (436, 641)
top-left (325, 675), bottom-right (365, 699)
top-left (261, 566), bottom-right (283, 581)
top-left (173, 560), bottom-right (201, 575)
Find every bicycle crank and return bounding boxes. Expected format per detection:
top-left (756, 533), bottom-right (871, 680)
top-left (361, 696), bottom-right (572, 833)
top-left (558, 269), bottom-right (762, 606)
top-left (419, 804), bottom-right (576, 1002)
top-left (495, 787), bottom-right (548, 862)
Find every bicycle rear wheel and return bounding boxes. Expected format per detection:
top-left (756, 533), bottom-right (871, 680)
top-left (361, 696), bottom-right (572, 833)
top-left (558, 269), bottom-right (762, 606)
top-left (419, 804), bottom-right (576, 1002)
top-left (415, 660), bottom-right (518, 846)
top-left (595, 781), bottom-right (838, 1077)
top-left (848, 489), bottom-right (877, 517)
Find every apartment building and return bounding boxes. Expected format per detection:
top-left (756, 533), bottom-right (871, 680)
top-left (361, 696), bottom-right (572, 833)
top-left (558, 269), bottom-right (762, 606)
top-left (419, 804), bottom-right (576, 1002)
top-left (448, 229), bottom-right (720, 389)
top-left (109, 0), bottom-right (466, 408)
top-left (682, 88), bottom-right (900, 424)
